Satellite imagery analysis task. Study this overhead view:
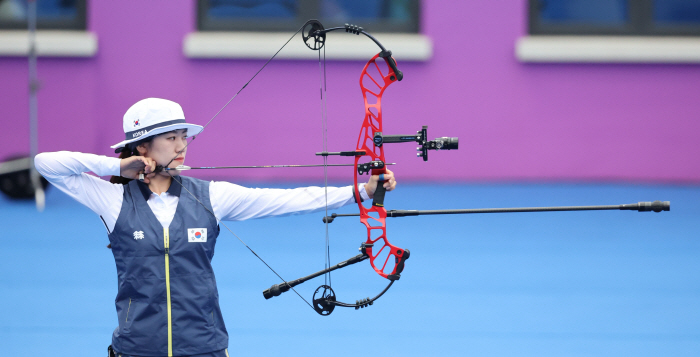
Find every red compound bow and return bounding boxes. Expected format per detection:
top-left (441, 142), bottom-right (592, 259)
top-left (159, 19), bottom-right (664, 317)
top-left (262, 20), bottom-right (457, 315)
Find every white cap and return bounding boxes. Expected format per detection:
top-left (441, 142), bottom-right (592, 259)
top-left (110, 98), bottom-right (204, 149)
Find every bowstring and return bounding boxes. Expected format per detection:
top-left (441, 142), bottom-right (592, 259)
top-left (320, 44), bottom-right (332, 289)
top-left (162, 23), bottom-right (309, 170)
top-left (158, 23), bottom-right (317, 312)
top-left (168, 173), bottom-right (314, 311)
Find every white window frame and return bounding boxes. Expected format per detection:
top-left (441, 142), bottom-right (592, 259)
top-left (0, 30), bottom-right (96, 57)
top-left (516, 36), bottom-right (700, 63)
top-left (183, 31), bottom-right (432, 61)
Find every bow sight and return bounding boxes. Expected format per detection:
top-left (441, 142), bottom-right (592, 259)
top-left (373, 126), bottom-right (459, 161)
top-left (316, 124), bottom-right (459, 171)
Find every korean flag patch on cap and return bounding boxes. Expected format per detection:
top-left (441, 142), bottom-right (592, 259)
top-left (188, 228), bottom-right (207, 243)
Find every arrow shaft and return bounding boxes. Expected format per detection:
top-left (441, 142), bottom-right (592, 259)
top-left (165, 163), bottom-right (396, 171)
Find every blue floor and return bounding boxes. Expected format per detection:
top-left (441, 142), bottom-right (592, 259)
top-left (1, 182), bottom-right (698, 356)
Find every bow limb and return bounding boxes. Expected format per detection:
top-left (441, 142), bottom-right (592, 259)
top-left (312, 281), bottom-right (396, 316)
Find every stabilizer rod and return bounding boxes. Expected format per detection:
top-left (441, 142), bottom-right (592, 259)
top-left (322, 201), bottom-right (670, 222)
top-left (263, 253), bottom-right (368, 299)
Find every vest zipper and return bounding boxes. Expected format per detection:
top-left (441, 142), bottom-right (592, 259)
top-left (125, 298), bottom-right (131, 322)
top-left (164, 227), bottom-right (173, 356)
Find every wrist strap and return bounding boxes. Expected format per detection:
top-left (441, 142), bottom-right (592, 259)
top-left (352, 185), bottom-right (364, 203)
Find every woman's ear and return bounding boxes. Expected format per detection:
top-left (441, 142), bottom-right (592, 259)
top-left (137, 142), bottom-right (149, 156)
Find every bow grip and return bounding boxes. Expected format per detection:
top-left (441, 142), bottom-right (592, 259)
top-left (372, 171), bottom-right (387, 207)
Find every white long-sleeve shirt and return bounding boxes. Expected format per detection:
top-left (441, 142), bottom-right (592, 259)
top-left (34, 151), bottom-right (368, 233)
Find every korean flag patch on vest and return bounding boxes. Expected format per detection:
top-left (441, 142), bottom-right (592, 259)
top-left (188, 228), bottom-right (207, 243)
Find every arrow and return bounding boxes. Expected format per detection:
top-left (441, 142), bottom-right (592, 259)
top-left (164, 163), bottom-right (397, 171)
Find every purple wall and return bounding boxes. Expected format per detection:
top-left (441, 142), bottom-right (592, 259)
top-left (2, 1), bottom-right (699, 183)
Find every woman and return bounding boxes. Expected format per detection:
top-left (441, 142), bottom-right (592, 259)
top-left (34, 98), bottom-right (396, 357)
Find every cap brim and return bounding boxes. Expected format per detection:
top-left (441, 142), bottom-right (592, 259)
top-left (110, 123), bottom-right (204, 149)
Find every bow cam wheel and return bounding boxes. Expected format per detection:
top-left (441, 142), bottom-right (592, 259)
top-left (302, 20), bottom-right (325, 51)
top-left (312, 285), bottom-right (336, 316)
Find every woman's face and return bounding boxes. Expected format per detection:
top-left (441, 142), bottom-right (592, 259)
top-left (139, 129), bottom-right (188, 174)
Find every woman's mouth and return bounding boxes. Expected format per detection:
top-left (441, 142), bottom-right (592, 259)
top-left (174, 157), bottom-right (185, 162)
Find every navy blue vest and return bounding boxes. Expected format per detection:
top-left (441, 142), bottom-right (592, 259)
top-left (109, 177), bottom-right (227, 356)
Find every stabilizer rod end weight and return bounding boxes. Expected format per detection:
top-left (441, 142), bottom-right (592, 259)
top-left (621, 200), bottom-right (670, 212)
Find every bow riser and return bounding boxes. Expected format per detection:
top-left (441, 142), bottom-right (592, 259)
top-left (353, 54), bottom-right (406, 279)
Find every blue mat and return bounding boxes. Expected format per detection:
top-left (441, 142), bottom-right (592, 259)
top-left (1, 182), bottom-right (698, 356)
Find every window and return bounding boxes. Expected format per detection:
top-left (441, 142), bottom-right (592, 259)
top-left (197, 0), bottom-right (420, 33)
top-left (0, 0), bottom-right (86, 30)
top-left (529, 0), bottom-right (700, 36)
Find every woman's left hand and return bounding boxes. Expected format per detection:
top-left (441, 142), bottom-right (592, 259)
top-left (364, 169), bottom-right (397, 199)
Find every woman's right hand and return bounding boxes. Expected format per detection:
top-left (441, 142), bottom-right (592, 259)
top-left (120, 156), bottom-right (157, 183)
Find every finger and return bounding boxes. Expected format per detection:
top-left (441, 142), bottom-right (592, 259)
top-left (144, 158), bottom-right (157, 174)
top-left (135, 157), bottom-right (148, 173)
top-left (132, 156), bottom-right (146, 169)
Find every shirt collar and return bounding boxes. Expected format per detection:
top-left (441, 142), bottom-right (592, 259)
top-left (135, 176), bottom-right (182, 201)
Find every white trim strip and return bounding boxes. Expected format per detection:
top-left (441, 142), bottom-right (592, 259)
top-left (0, 157), bottom-right (31, 175)
top-left (516, 36), bottom-right (700, 63)
top-left (183, 31), bottom-right (432, 61)
top-left (0, 30), bottom-right (97, 57)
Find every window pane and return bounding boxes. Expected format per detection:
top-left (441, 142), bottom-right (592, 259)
top-left (654, 0), bottom-right (700, 24)
top-left (0, 0), bottom-right (77, 21)
top-left (206, 0), bottom-right (297, 19)
top-left (320, 0), bottom-right (412, 24)
top-left (0, 0), bottom-right (83, 29)
top-left (538, 0), bottom-right (628, 25)
top-left (198, 0), bottom-right (418, 32)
